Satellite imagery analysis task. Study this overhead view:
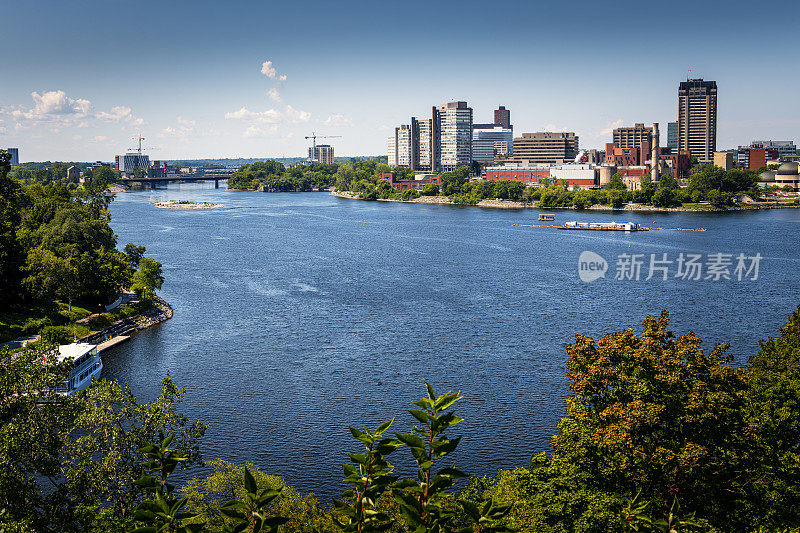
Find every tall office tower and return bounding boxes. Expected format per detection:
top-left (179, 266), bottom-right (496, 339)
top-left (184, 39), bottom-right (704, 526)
top-left (678, 79), bottom-right (717, 163)
top-left (472, 125), bottom-right (513, 163)
top-left (412, 117), bottom-right (434, 171)
top-left (512, 132), bottom-right (579, 164)
top-left (494, 106), bottom-right (511, 129)
top-left (6, 148), bottom-right (19, 166)
top-left (613, 123), bottom-right (653, 149)
top-left (387, 125), bottom-right (412, 167)
top-left (309, 144), bottom-right (334, 164)
top-left (434, 101), bottom-right (473, 172)
top-left (666, 122), bottom-right (679, 152)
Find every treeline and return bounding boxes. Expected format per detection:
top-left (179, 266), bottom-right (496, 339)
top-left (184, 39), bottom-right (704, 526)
top-left (0, 151), bottom-right (160, 342)
top-left (9, 163), bottom-right (119, 188)
top-left (227, 161), bottom-right (340, 191)
top-left (3, 305), bottom-right (800, 532)
top-left (340, 163), bottom-right (786, 210)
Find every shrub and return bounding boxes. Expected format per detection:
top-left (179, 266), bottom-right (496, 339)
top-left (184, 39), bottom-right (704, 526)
top-left (39, 325), bottom-right (73, 345)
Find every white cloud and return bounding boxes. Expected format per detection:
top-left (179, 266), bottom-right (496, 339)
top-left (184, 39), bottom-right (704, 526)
top-left (90, 135), bottom-right (108, 143)
top-left (97, 105), bottom-right (144, 126)
top-left (158, 116), bottom-right (198, 139)
top-left (324, 114), bottom-right (353, 127)
top-left (285, 105), bottom-right (310, 123)
top-left (267, 88), bottom-right (282, 102)
top-left (0, 126), bottom-right (7, 135)
top-left (225, 105), bottom-right (309, 124)
top-left (260, 60), bottom-right (287, 81)
top-left (243, 124), bottom-right (279, 138)
top-left (12, 90), bottom-right (93, 121)
top-left (72, 134), bottom-right (82, 141)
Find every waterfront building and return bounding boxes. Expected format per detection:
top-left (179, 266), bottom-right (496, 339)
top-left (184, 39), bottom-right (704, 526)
top-left (472, 125), bottom-right (513, 163)
top-left (116, 152), bottom-right (151, 173)
top-left (66, 166), bottom-right (80, 181)
top-left (666, 121), bottom-right (679, 152)
top-left (6, 147), bottom-right (19, 166)
top-left (413, 117), bottom-right (434, 171)
top-left (484, 162), bottom-right (597, 188)
top-left (494, 106), bottom-right (511, 129)
top-left (388, 125), bottom-right (412, 168)
top-left (775, 162), bottom-right (800, 191)
top-left (382, 172), bottom-right (440, 191)
top-left (613, 123), bottom-right (653, 150)
top-left (513, 132), bottom-right (578, 164)
top-left (434, 101), bottom-right (473, 172)
top-left (678, 78), bottom-right (717, 163)
top-left (309, 144), bottom-right (334, 165)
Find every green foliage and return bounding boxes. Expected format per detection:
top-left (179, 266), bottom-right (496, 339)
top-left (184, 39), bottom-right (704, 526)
top-left (39, 324), bottom-right (73, 345)
top-left (333, 419), bottom-right (402, 532)
top-left (132, 258), bottom-right (165, 301)
top-left (181, 459), bottom-right (329, 532)
top-left (131, 434), bottom-right (204, 533)
top-left (605, 174), bottom-right (627, 190)
top-left (746, 305), bottom-right (800, 529)
top-left (227, 160), bottom-right (341, 191)
top-left (216, 466), bottom-right (287, 533)
top-left (420, 183), bottom-right (439, 196)
top-left (706, 189), bottom-right (733, 209)
top-left (391, 381), bottom-right (513, 533)
top-left (125, 243), bottom-right (147, 270)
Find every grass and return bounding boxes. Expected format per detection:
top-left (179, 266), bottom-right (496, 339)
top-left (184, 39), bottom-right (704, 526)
top-left (1, 301), bottom-right (97, 343)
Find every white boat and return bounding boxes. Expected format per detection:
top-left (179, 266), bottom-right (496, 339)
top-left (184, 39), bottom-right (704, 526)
top-left (56, 343), bottom-right (103, 394)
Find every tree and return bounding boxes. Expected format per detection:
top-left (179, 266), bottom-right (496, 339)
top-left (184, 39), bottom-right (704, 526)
top-left (0, 150), bottom-right (26, 310)
top-left (605, 173), bottom-right (627, 191)
top-left (0, 345), bottom-right (72, 531)
top-left (60, 375), bottom-right (207, 530)
top-left (124, 243), bottom-right (147, 270)
top-left (707, 189), bottom-right (733, 209)
top-left (550, 311), bottom-right (752, 530)
top-left (746, 305), bottom-right (800, 528)
top-left (131, 257), bottom-right (164, 301)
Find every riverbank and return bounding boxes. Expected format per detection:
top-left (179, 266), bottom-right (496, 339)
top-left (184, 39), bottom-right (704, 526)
top-left (330, 191), bottom-right (800, 212)
top-left (149, 200), bottom-right (224, 209)
top-left (79, 295), bottom-right (173, 353)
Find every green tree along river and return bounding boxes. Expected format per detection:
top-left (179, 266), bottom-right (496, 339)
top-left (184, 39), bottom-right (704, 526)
top-left (6, 180), bottom-right (800, 531)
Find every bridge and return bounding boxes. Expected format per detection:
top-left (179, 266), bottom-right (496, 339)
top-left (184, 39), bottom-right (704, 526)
top-left (119, 172), bottom-right (233, 189)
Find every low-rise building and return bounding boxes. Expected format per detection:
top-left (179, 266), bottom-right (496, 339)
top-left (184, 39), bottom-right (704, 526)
top-left (382, 172), bottom-right (440, 191)
top-left (512, 132), bottom-right (579, 164)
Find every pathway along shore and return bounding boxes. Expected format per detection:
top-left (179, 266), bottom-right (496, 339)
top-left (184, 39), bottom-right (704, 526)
top-left (79, 296), bottom-right (173, 353)
top-left (330, 191), bottom-right (800, 213)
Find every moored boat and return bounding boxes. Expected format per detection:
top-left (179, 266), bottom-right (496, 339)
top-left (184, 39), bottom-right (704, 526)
top-left (558, 221), bottom-right (647, 231)
top-left (56, 343), bottom-right (103, 394)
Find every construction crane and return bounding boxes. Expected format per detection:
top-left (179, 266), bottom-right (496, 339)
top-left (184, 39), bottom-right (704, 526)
top-left (305, 132), bottom-right (341, 150)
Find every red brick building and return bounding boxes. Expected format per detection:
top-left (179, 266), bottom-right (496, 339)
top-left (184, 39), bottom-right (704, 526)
top-left (484, 167), bottom-right (550, 184)
top-left (383, 172), bottom-right (440, 191)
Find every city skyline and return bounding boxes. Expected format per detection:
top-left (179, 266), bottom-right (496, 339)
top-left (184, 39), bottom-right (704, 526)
top-left (2, 0), bottom-right (799, 162)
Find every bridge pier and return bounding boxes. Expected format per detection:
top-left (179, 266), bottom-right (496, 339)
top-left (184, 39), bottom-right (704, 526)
top-left (214, 179), bottom-right (219, 189)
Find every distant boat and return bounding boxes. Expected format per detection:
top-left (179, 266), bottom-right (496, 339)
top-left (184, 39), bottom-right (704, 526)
top-left (56, 343), bottom-right (103, 394)
top-left (558, 221), bottom-right (647, 232)
top-left (538, 214), bottom-right (555, 221)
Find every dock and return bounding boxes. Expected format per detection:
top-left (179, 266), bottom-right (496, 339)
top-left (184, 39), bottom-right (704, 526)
top-left (97, 335), bottom-right (130, 353)
top-left (512, 223), bottom-right (707, 232)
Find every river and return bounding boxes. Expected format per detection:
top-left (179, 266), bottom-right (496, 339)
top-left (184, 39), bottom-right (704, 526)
top-left (105, 182), bottom-right (800, 502)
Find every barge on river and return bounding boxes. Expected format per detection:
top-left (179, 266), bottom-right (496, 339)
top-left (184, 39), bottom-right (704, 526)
top-left (558, 221), bottom-right (647, 231)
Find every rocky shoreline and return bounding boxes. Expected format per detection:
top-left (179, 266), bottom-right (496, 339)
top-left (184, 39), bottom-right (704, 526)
top-left (78, 296), bottom-right (173, 351)
top-left (330, 191), bottom-right (800, 213)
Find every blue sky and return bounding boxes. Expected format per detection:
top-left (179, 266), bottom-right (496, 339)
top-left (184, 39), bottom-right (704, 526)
top-left (1, 0), bottom-right (798, 161)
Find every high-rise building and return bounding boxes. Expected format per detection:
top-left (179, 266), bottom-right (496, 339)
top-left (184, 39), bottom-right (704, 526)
top-left (666, 122), bottom-right (679, 152)
top-left (387, 125), bottom-right (412, 168)
top-left (117, 152), bottom-right (151, 173)
top-left (494, 106), bottom-right (511, 129)
top-left (613, 123), bottom-right (653, 150)
top-left (6, 148), bottom-right (19, 166)
top-left (309, 144), bottom-right (334, 165)
top-left (412, 117), bottom-right (434, 171)
top-left (472, 125), bottom-right (513, 163)
top-left (434, 101), bottom-right (473, 171)
top-left (678, 79), bottom-right (717, 163)
top-left (513, 132), bottom-right (579, 164)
